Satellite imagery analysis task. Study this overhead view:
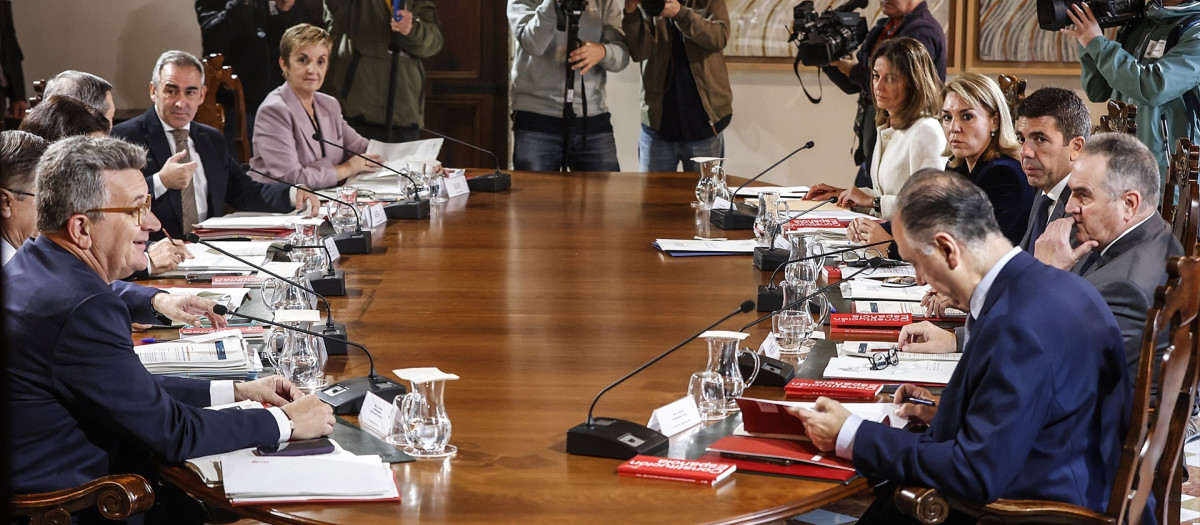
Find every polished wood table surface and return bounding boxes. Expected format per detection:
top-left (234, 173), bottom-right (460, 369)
top-left (159, 171), bottom-right (868, 524)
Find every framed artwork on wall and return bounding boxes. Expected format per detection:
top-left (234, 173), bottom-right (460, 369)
top-left (965, 0), bottom-right (1111, 75)
top-left (724, 0), bottom-right (962, 73)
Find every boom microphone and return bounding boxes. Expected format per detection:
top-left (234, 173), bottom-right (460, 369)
top-left (710, 141), bottom-right (815, 230)
top-left (213, 305), bottom-right (406, 415)
top-left (418, 127), bottom-right (512, 192)
top-left (241, 163), bottom-right (371, 255)
top-left (289, 242), bottom-right (346, 297)
top-left (310, 133), bottom-right (430, 220)
top-left (753, 195), bottom-right (837, 271)
top-left (566, 300), bottom-right (755, 460)
top-left (742, 258), bottom-right (884, 331)
top-left (757, 239), bottom-right (892, 311)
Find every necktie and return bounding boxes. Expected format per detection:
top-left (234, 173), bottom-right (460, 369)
top-left (170, 128), bottom-right (199, 234)
top-left (1027, 194), bottom-right (1052, 247)
top-left (1078, 251), bottom-right (1103, 275)
top-left (963, 314), bottom-right (977, 348)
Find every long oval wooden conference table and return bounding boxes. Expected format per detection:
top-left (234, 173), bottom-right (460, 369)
top-left (156, 170), bottom-right (869, 524)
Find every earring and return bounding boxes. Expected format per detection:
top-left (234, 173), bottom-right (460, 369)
top-left (990, 130), bottom-right (997, 137)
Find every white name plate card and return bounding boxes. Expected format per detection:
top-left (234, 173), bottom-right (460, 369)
top-left (368, 204), bottom-right (388, 229)
top-left (446, 170), bottom-right (470, 198)
top-left (323, 236), bottom-right (341, 262)
top-left (647, 396), bottom-right (703, 438)
top-left (357, 392), bottom-right (394, 438)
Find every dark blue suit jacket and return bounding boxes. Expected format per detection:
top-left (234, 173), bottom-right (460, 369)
top-left (853, 251), bottom-right (1130, 511)
top-left (111, 107), bottom-right (293, 239)
top-left (5, 237), bottom-right (281, 493)
top-left (948, 156), bottom-right (1035, 245)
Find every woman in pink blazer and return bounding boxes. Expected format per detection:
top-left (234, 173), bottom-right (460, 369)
top-left (249, 23), bottom-right (380, 189)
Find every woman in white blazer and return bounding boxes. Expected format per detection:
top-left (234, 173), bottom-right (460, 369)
top-left (805, 37), bottom-right (946, 220)
top-left (249, 23), bottom-right (380, 189)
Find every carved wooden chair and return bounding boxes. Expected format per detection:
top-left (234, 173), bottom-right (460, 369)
top-left (11, 473), bottom-right (154, 524)
top-left (195, 53), bottom-right (250, 164)
top-left (27, 78), bottom-right (46, 108)
top-left (894, 255), bottom-right (1200, 525)
top-left (1096, 100), bottom-right (1138, 135)
top-left (1163, 138), bottom-right (1200, 255)
top-left (997, 74), bottom-right (1026, 120)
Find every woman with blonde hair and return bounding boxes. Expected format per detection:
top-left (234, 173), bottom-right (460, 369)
top-left (249, 23), bottom-right (381, 189)
top-left (805, 37), bottom-right (947, 220)
top-left (940, 72), bottom-right (1033, 243)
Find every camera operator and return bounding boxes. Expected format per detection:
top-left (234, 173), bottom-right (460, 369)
top-left (622, 0), bottom-right (732, 172)
top-left (822, 0), bottom-right (946, 187)
top-left (1066, 1), bottom-right (1200, 180)
top-left (508, 0), bottom-right (631, 172)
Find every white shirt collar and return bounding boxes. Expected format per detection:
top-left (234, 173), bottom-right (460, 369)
top-left (1045, 173), bottom-right (1071, 202)
top-left (969, 247), bottom-right (1023, 319)
top-left (1100, 213), bottom-right (1155, 257)
top-left (2, 237), bottom-right (18, 266)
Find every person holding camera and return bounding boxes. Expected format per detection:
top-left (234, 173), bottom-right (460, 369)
top-left (822, 0), bottom-right (946, 187)
top-left (1066, 0), bottom-right (1200, 179)
top-left (508, 0), bottom-right (630, 172)
top-left (622, 0), bottom-right (732, 172)
top-left (803, 37), bottom-right (947, 221)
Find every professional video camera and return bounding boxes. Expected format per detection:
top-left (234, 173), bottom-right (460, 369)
top-left (1037, 0), bottom-right (1144, 31)
top-left (788, 0), bottom-right (868, 67)
top-left (561, 0), bottom-right (588, 14)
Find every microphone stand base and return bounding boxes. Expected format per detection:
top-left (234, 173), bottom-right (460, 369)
top-left (321, 323), bottom-right (349, 356)
top-left (307, 269), bottom-right (346, 297)
top-left (333, 231), bottom-right (372, 254)
top-left (317, 375), bottom-right (407, 415)
top-left (384, 199), bottom-right (431, 220)
top-left (467, 172), bottom-right (512, 192)
top-left (753, 247), bottom-right (791, 271)
top-left (566, 418), bottom-right (669, 460)
top-left (709, 203), bottom-right (758, 230)
top-left (757, 284), bottom-right (783, 312)
top-left (739, 353), bottom-right (796, 387)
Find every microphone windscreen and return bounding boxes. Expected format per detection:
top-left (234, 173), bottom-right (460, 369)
top-left (279, 243), bottom-right (294, 252)
top-left (213, 304), bottom-right (229, 316)
top-left (739, 300), bottom-right (756, 313)
top-left (805, 141), bottom-right (815, 149)
top-left (185, 233), bottom-right (201, 243)
top-left (240, 163), bottom-right (251, 172)
top-left (826, 196), bottom-right (838, 203)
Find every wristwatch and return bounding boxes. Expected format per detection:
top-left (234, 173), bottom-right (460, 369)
top-left (872, 196), bottom-right (881, 212)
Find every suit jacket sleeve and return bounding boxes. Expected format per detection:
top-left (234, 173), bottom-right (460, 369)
top-left (851, 318), bottom-right (1056, 503)
top-left (214, 132), bottom-right (294, 213)
top-left (57, 293), bottom-right (279, 463)
top-left (111, 280), bottom-right (161, 325)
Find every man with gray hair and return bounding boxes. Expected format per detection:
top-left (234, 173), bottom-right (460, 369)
top-left (791, 170), bottom-right (1130, 523)
top-left (112, 50), bottom-right (318, 239)
top-left (42, 70), bottom-right (115, 124)
top-left (4, 134), bottom-right (334, 498)
top-left (1036, 132), bottom-right (1185, 380)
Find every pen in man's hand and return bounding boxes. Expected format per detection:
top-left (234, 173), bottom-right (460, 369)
top-left (899, 396), bottom-right (936, 407)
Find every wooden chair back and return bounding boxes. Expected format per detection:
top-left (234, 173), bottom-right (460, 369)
top-left (194, 53), bottom-right (250, 164)
top-left (895, 256), bottom-right (1200, 525)
top-left (1097, 100), bottom-right (1138, 135)
top-left (28, 78), bottom-right (46, 108)
top-left (1163, 138), bottom-right (1200, 255)
top-left (11, 473), bottom-right (154, 524)
top-left (997, 74), bottom-right (1027, 120)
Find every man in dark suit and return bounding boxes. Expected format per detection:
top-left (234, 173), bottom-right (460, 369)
top-left (1036, 132), bottom-right (1185, 379)
top-left (1015, 87), bottom-right (1091, 251)
top-left (792, 170), bottom-right (1131, 524)
top-left (4, 135), bottom-right (334, 497)
top-left (111, 50), bottom-right (318, 239)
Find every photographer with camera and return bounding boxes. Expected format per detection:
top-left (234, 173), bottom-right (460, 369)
top-left (622, 0), bottom-right (732, 172)
top-left (509, 0), bottom-right (630, 172)
top-left (1064, 0), bottom-right (1200, 179)
top-left (820, 0), bottom-right (946, 188)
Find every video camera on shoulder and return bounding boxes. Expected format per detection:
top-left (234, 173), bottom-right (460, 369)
top-left (788, 0), bottom-right (869, 67)
top-left (561, 0), bottom-right (588, 14)
top-left (1036, 0), bottom-right (1144, 31)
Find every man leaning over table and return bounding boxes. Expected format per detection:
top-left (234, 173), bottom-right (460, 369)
top-left (789, 170), bottom-right (1132, 524)
top-left (4, 136), bottom-right (334, 508)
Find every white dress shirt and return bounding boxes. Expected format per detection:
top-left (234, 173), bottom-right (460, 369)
top-left (152, 119), bottom-right (210, 221)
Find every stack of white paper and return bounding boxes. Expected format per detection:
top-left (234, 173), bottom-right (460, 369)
top-left (837, 341), bottom-right (962, 362)
top-left (135, 330), bottom-right (259, 380)
top-left (823, 356), bottom-right (957, 385)
top-left (221, 454), bottom-right (399, 503)
top-left (843, 280), bottom-right (931, 301)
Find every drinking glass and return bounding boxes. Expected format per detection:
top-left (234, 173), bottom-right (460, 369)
top-left (331, 186), bottom-right (359, 234)
top-left (772, 310), bottom-right (808, 355)
top-left (753, 191), bottom-right (782, 247)
top-left (688, 371), bottom-right (727, 421)
top-left (386, 396), bottom-right (409, 447)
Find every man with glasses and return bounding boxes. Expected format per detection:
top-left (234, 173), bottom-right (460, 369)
top-left (4, 135), bottom-right (335, 506)
top-left (112, 50), bottom-right (319, 240)
top-left (791, 170), bottom-right (1130, 523)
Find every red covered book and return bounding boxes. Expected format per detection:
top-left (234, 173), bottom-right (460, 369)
top-left (696, 452), bottom-right (857, 483)
top-left (179, 326), bottom-right (265, 337)
top-left (829, 312), bottom-right (911, 336)
top-left (784, 379), bottom-right (884, 401)
top-left (786, 217), bottom-right (844, 229)
top-left (617, 455), bottom-right (736, 485)
top-left (210, 275), bottom-right (265, 287)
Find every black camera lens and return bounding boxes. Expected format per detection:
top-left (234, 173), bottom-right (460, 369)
top-left (642, 0), bottom-right (665, 17)
top-left (1036, 0), bottom-right (1073, 31)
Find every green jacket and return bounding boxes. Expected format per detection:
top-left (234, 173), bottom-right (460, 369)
top-left (323, 0), bottom-right (444, 129)
top-left (622, 0), bottom-right (733, 132)
top-left (1079, 1), bottom-right (1200, 179)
